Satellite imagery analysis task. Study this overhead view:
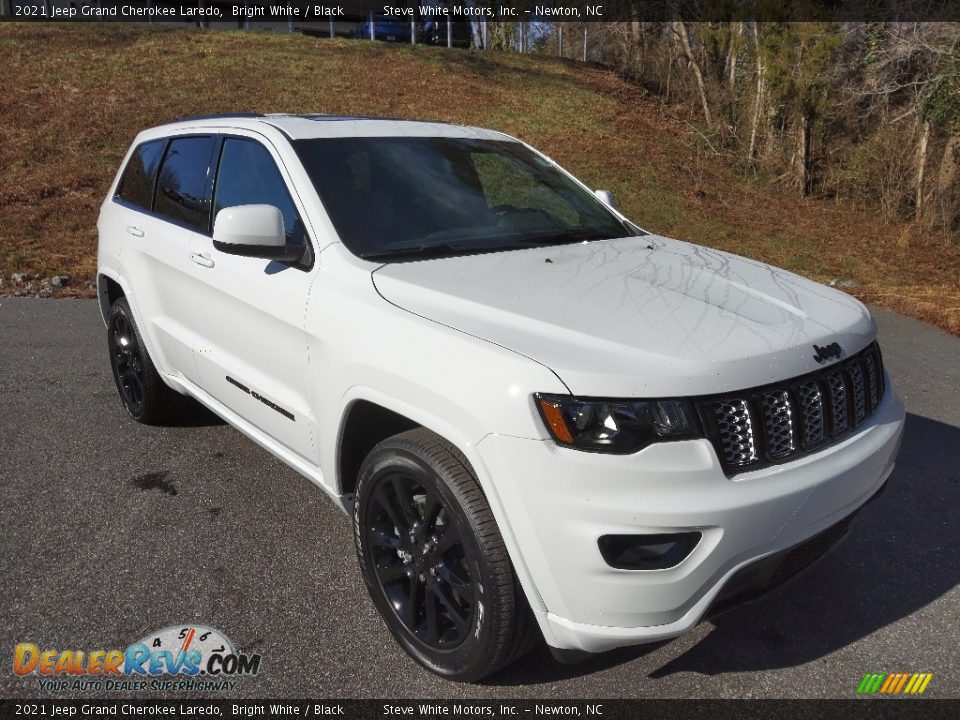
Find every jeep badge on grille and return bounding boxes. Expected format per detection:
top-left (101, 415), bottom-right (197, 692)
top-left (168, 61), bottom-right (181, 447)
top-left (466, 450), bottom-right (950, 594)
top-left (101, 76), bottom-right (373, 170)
top-left (813, 342), bottom-right (843, 364)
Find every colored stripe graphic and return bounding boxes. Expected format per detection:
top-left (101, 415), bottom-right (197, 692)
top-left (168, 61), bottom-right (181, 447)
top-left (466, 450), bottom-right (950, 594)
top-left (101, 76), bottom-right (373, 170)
top-left (880, 674), bottom-right (897, 693)
top-left (857, 673), bottom-right (885, 694)
top-left (857, 673), bottom-right (932, 695)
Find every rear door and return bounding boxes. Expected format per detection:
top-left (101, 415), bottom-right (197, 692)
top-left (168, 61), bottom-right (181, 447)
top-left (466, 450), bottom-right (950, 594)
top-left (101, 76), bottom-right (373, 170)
top-left (184, 133), bottom-right (317, 462)
top-left (115, 134), bottom-right (217, 383)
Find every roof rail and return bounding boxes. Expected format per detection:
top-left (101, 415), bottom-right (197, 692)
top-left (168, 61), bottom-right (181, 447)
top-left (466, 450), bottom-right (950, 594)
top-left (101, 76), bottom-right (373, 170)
top-left (299, 114), bottom-right (376, 121)
top-left (175, 112), bottom-right (264, 122)
top-left (298, 113), bottom-right (456, 125)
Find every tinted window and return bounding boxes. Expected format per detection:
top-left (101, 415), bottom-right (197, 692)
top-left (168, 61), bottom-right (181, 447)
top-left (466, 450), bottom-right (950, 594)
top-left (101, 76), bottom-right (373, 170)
top-left (116, 140), bottom-right (165, 210)
top-left (293, 137), bottom-right (635, 260)
top-left (154, 136), bottom-right (216, 232)
top-left (213, 138), bottom-right (307, 246)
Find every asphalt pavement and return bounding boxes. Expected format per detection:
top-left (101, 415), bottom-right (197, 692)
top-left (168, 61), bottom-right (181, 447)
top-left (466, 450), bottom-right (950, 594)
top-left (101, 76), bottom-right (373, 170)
top-left (0, 298), bottom-right (957, 699)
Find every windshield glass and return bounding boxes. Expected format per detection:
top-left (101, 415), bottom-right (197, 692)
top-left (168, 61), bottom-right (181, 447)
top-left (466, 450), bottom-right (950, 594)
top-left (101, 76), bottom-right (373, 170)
top-left (292, 137), bottom-right (640, 261)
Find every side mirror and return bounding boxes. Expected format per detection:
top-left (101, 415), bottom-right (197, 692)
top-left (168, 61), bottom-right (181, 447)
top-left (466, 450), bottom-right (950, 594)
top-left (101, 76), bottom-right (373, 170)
top-left (594, 189), bottom-right (617, 209)
top-left (212, 205), bottom-right (304, 263)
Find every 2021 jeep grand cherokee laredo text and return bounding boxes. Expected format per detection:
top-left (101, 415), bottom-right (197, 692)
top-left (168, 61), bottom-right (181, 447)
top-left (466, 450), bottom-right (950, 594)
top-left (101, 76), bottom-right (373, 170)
top-left (97, 114), bottom-right (905, 681)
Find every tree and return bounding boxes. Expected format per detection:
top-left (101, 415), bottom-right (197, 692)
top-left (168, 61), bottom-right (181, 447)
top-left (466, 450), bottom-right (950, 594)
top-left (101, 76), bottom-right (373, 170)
top-left (672, 20), bottom-right (713, 127)
top-left (849, 22), bottom-right (960, 221)
top-left (756, 23), bottom-right (843, 196)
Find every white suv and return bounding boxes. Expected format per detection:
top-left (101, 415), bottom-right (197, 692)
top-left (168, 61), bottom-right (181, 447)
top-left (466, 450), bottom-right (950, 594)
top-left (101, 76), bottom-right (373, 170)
top-left (97, 114), bottom-right (905, 681)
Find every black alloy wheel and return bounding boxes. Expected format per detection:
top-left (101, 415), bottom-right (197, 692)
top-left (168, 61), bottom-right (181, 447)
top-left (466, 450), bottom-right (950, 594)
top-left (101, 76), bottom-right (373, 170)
top-left (354, 428), bottom-right (538, 681)
top-left (106, 297), bottom-right (178, 425)
top-left (110, 311), bottom-right (145, 414)
top-left (366, 472), bottom-right (476, 649)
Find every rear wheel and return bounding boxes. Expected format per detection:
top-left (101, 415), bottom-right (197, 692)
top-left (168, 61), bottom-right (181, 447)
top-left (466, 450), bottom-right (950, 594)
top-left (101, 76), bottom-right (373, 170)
top-left (353, 428), bottom-right (537, 681)
top-left (107, 297), bottom-right (178, 424)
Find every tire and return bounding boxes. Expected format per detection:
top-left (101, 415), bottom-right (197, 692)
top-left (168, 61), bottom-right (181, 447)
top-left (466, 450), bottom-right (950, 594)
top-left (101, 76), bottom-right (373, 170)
top-left (106, 297), bottom-right (178, 425)
top-left (353, 427), bottom-right (538, 681)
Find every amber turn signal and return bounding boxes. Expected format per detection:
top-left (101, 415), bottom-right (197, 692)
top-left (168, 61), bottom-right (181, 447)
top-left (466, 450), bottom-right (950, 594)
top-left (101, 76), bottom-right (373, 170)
top-left (536, 397), bottom-right (575, 444)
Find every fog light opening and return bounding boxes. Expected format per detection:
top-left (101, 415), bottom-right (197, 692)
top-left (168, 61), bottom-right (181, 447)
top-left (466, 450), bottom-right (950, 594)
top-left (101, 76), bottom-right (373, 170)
top-left (598, 532), bottom-right (702, 570)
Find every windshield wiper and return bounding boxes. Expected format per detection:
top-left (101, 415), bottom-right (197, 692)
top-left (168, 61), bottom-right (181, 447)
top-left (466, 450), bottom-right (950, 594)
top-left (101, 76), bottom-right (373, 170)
top-left (361, 229), bottom-right (619, 262)
top-left (361, 243), bottom-right (495, 262)
top-left (513, 228), bottom-right (614, 247)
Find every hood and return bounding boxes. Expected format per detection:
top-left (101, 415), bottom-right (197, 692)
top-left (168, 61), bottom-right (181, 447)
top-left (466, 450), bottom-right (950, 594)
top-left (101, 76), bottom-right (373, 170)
top-left (371, 235), bottom-right (876, 397)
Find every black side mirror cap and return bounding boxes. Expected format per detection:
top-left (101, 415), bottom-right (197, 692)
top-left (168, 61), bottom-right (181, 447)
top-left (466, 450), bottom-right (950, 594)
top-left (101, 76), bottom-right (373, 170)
top-left (213, 240), bottom-right (305, 263)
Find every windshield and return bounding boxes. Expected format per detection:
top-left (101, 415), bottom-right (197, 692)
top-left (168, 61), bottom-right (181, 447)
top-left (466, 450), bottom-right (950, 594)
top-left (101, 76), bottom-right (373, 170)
top-left (292, 137), bottom-right (640, 261)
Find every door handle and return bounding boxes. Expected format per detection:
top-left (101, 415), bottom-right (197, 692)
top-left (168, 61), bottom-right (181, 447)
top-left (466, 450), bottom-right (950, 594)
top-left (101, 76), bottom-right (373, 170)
top-left (189, 252), bottom-right (216, 269)
top-left (126, 225), bottom-right (145, 237)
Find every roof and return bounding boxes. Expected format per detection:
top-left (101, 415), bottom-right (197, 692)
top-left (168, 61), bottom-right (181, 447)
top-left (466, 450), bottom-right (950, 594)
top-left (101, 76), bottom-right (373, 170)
top-left (145, 113), bottom-right (509, 142)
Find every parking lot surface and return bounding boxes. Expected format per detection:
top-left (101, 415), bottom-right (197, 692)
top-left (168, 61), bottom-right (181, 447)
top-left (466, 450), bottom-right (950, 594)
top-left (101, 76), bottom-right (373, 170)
top-left (1, 299), bottom-right (957, 698)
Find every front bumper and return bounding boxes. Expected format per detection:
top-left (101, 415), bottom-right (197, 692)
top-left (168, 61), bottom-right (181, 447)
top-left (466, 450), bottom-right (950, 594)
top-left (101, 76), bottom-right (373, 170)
top-left (474, 384), bottom-right (905, 653)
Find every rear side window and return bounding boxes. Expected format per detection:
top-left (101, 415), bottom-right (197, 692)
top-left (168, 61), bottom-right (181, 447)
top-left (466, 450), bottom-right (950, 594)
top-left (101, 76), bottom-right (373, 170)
top-left (213, 138), bottom-right (307, 246)
top-left (116, 139), bottom-right (165, 210)
top-left (154, 136), bottom-right (216, 232)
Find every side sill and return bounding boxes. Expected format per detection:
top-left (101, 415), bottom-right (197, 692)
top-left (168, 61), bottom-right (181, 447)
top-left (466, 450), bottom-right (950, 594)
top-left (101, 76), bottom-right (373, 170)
top-left (161, 373), bottom-right (348, 514)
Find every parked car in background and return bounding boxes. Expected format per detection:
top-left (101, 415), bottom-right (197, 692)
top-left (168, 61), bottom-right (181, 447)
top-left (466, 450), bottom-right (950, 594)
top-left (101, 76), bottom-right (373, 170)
top-left (352, 15), bottom-right (412, 43)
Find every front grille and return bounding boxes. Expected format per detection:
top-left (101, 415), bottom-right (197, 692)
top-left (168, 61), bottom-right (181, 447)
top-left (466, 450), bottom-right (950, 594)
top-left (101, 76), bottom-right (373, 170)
top-left (700, 342), bottom-right (885, 474)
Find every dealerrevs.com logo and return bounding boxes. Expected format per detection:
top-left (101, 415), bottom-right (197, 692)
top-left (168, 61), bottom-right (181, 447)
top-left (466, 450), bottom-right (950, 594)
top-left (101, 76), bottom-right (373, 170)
top-left (13, 625), bottom-right (261, 693)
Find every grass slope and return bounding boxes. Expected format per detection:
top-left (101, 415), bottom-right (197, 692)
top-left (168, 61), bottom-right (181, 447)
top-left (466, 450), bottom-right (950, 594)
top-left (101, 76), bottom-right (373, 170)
top-left (1, 24), bottom-right (958, 333)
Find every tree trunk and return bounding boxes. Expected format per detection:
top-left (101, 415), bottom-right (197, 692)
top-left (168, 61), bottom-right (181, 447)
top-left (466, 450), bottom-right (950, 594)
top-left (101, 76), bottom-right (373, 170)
top-left (798, 112), bottom-right (812, 196)
top-left (470, 19), bottom-right (482, 49)
top-left (935, 133), bottom-right (958, 234)
top-left (748, 23), bottom-right (764, 161)
top-left (915, 119), bottom-right (931, 221)
top-left (727, 22), bottom-right (743, 92)
top-left (665, 50), bottom-right (673, 103)
top-left (936, 133), bottom-right (959, 195)
top-left (673, 21), bottom-right (712, 126)
top-left (629, 21), bottom-right (642, 76)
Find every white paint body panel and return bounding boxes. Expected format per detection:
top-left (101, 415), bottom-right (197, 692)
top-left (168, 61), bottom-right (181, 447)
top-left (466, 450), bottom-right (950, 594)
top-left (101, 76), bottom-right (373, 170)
top-left (372, 235), bottom-right (876, 397)
top-left (98, 115), bottom-right (905, 653)
top-left (213, 204), bottom-right (286, 247)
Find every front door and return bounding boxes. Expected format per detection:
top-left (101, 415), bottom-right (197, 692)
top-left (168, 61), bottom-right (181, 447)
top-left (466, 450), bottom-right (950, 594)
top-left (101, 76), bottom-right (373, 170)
top-left (184, 133), bottom-right (318, 463)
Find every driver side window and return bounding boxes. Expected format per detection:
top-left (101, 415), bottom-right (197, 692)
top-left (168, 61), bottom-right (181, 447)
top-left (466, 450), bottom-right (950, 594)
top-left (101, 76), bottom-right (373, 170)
top-left (214, 138), bottom-right (308, 247)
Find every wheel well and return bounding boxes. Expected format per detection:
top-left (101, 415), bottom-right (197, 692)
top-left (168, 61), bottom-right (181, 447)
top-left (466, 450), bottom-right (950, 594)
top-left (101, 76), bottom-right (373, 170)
top-left (338, 401), bottom-right (419, 497)
top-left (98, 275), bottom-right (124, 322)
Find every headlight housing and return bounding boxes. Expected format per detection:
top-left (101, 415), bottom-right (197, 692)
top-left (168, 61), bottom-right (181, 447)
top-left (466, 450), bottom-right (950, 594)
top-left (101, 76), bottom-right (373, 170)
top-left (534, 394), bottom-right (702, 454)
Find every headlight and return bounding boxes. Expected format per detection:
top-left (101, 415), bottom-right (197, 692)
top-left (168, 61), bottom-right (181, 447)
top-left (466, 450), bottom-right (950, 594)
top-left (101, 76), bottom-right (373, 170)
top-left (534, 394), bottom-right (702, 454)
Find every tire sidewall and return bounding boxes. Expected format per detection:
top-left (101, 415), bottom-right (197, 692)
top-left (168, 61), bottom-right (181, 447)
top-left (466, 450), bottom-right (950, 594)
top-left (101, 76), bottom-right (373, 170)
top-left (354, 445), bottom-right (499, 680)
top-left (107, 298), bottom-right (147, 421)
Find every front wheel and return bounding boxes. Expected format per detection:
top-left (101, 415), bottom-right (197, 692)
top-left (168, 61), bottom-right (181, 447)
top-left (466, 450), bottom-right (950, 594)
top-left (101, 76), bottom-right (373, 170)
top-left (353, 428), bottom-right (537, 681)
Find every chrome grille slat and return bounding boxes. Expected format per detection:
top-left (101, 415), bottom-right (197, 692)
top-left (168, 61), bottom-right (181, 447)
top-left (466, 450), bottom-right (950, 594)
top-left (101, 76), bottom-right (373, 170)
top-left (760, 390), bottom-right (795, 459)
top-left (797, 380), bottom-right (825, 447)
top-left (848, 363), bottom-right (867, 424)
top-left (863, 352), bottom-right (880, 411)
top-left (826, 372), bottom-right (849, 435)
top-left (711, 399), bottom-right (757, 467)
top-left (704, 342), bottom-right (884, 474)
